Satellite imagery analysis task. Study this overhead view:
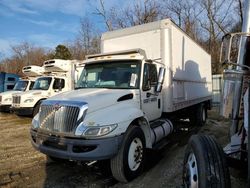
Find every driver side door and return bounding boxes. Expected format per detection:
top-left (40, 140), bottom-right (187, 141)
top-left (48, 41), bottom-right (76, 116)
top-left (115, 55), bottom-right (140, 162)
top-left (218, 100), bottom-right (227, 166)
top-left (141, 63), bottom-right (162, 121)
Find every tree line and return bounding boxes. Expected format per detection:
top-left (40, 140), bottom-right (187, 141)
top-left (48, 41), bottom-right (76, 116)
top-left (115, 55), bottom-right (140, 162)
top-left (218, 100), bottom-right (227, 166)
top-left (0, 0), bottom-right (243, 75)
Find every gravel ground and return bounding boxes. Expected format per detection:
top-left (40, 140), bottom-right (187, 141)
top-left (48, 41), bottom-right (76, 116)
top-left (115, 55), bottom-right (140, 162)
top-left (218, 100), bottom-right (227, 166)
top-left (0, 109), bottom-right (247, 188)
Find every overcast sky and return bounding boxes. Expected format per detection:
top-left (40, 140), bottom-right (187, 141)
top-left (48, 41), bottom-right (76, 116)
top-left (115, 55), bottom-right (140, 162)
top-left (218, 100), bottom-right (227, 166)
top-left (0, 0), bottom-right (128, 58)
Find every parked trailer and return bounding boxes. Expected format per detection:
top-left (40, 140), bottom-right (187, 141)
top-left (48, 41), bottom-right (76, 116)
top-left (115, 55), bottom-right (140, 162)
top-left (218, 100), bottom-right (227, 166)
top-left (182, 0), bottom-right (250, 187)
top-left (0, 72), bottom-right (19, 93)
top-left (30, 19), bottom-right (212, 182)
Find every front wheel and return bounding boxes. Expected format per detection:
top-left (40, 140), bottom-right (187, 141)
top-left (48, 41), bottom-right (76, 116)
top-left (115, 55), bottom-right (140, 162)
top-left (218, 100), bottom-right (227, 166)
top-left (33, 101), bottom-right (42, 117)
top-left (110, 126), bottom-right (145, 182)
top-left (183, 135), bottom-right (230, 188)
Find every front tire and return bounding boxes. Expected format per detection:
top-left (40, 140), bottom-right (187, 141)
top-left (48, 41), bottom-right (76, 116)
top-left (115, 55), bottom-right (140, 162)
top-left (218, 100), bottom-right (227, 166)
top-left (33, 101), bottom-right (42, 117)
top-left (110, 126), bottom-right (145, 182)
top-left (183, 135), bottom-right (230, 188)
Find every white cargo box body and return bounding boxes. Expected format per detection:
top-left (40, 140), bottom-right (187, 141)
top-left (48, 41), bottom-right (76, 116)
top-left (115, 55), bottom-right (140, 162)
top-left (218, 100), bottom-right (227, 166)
top-left (101, 19), bottom-right (212, 112)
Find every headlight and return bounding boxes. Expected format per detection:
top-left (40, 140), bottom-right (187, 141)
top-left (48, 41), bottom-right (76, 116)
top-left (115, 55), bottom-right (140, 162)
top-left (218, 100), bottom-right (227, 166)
top-left (24, 98), bottom-right (34, 103)
top-left (31, 113), bottom-right (40, 129)
top-left (75, 123), bottom-right (117, 137)
top-left (4, 98), bottom-right (12, 102)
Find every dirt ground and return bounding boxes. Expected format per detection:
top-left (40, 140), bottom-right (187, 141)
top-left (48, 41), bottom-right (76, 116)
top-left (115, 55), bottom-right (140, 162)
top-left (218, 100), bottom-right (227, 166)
top-left (0, 109), bottom-right (247, 188)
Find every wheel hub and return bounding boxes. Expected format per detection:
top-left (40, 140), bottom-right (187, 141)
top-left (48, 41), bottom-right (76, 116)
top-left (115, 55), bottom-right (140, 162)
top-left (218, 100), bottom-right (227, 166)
top-left (184, 153), bottom-right (198, 188)
top-left (128, 138), bottom-right (143, 171)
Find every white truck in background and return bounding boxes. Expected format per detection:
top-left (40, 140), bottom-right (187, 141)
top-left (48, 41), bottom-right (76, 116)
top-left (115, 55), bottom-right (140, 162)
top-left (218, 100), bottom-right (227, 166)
top-left (31, 19), bottom-right (212, 182)
top-left (12, 59), bottom-right (84, 116)
top-left (0, 65), bottom-right (44, 112)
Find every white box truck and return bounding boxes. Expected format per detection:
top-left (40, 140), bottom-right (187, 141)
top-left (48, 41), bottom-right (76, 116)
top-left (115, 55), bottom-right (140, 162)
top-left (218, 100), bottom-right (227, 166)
top-left (0, 65), bottom-right (43, 112)
top-left (12, 59), bottom-right (83, 116)
top-left (30, 19), bottom-right (212, 182)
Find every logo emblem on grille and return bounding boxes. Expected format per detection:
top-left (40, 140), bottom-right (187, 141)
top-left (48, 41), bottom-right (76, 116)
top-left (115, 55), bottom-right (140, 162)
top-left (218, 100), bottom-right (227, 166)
top-left (53, 103), bottom-right (61, 111)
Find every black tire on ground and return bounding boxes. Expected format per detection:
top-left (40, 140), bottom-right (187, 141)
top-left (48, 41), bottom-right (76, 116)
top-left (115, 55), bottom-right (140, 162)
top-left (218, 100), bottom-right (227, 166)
top-left (189, 103), bottom-right (207, 126)
top-left (110, 126), bottom-right (145, 183)
top-left (33, 101), bottom-right (42, 117)
top-left (183, 134), bottom-right (231, 188)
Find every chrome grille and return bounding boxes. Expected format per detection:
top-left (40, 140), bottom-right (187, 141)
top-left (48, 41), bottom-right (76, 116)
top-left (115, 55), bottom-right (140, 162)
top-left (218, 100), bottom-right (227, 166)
top-left (39, 102), bottom-right (84, 135)
top-left (13, 96), bottom-right (21, 104)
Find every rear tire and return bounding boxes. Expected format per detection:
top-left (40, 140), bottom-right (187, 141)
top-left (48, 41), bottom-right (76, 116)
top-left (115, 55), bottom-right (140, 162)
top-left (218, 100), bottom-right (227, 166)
top-left (110, 126), bottom-right (145, 182)
top-left (189, 103), bottom-right (207, 126)
top-left (183, 135), bottom-right (231, 188)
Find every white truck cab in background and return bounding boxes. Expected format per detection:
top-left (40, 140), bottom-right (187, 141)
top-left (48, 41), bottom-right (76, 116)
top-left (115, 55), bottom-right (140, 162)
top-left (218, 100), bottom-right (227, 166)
top-left (0, 65), bottom-right (43, 112)
top-left (12, 59), bottom-right (83, 116)
top-left (31, 19), bottom-right (212, 182)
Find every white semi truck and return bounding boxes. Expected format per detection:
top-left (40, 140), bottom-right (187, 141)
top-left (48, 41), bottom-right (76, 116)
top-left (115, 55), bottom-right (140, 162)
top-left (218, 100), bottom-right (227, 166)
top-left (30, 19), bottom-right (212, 182)
top-left (0, 65), bottom-right (43, 112)
top-left (12, 59), bottom-right (83, 117)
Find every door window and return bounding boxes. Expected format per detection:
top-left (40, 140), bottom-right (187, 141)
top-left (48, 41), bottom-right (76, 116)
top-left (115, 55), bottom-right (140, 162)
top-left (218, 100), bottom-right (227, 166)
top-left (142, 63), bottom-right (157, 91)
top-left (53, 78), bottom-right (65, 90)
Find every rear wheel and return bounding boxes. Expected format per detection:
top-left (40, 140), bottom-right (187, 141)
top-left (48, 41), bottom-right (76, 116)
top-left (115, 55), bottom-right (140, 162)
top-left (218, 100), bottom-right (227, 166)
top-left (189, 103), bottom-right (207, 126)
top-left (110, 126), bottom-right (145, 182)
top-left (183, 135), bottom-right (230, 188)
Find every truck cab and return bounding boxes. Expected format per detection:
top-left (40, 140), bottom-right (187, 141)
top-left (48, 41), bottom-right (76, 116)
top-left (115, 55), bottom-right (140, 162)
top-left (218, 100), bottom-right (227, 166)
top-left (12, 75), bottom-right (68, 116)
top-left (0, 78), bottom-right (35, 112)
top-left (31, 50), bottom-right (168, 181)
top-left (12, 59), bottom-right (81, 116)
top-left (0, 65), bottom-right (43, 113)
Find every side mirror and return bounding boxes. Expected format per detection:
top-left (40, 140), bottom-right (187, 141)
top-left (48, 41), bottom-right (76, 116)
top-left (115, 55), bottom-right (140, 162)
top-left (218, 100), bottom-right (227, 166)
top-left (155, 67), bottom-right (165, 93)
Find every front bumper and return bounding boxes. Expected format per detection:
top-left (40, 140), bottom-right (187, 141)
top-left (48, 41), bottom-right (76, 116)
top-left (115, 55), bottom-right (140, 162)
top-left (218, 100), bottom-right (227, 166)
top-left (11, 107), bottom-right (34, 116)
top-left (30, 129), bottom-right (123, 161)
top-left (0, 105), bottom-right (11, 112)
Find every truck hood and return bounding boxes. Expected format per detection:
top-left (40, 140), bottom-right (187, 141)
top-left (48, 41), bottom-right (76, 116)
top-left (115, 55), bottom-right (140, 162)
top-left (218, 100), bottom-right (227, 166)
top-left (14, 90), bottom-right (48, 97)
top-left (0, 90), bottom-right (22, 97)
top-left (48, 88), bottom-right (138, 113)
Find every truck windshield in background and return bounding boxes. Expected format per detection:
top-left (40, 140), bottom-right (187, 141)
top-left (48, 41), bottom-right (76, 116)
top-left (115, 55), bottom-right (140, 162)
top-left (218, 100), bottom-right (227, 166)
top-left (13, 80), bottom-right (28, 91)
top-left (32, 77), bottom-right (52, 90)
top-left (76, 60), bottom-right (141, 89)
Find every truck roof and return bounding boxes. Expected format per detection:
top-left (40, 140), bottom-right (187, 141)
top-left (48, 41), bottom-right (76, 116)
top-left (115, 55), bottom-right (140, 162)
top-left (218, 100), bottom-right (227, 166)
top-left (86, 48), bottom-right (146, 59)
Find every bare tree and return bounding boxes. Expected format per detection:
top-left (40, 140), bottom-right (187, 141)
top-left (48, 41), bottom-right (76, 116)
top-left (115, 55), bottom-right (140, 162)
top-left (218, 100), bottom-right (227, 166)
top-left (95, 0), bottom-right (113, 31)
top-left (69, 16), bottom-right (100, 59)
top-left (197, 0), bottom-right (235, 73)
top-left (95, 0), bottom-right (163, 30)
top-left (164, 0), bottom-right (204, 41)
top-left (0, 42), bottom-right (48, 75)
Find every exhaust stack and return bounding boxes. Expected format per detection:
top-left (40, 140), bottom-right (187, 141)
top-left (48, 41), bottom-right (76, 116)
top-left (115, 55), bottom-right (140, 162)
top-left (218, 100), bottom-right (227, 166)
top-left (221, 0), bottom-right (250, 135)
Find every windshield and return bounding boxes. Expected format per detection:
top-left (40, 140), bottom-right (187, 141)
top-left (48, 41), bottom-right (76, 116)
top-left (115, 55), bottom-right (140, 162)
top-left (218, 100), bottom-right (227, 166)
top-left (76, 60), bottom-right (141, 89)
top-left (13, 80), bottom-right (28, 91)
top-left (32, 77), bottom-right (52, 90)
